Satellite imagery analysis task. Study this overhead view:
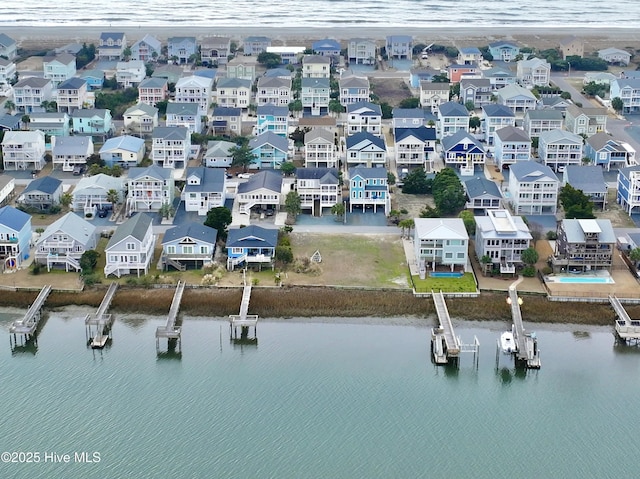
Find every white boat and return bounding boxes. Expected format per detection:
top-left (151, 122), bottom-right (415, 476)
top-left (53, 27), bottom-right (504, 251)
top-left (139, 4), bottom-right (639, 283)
top-left (500, 330), bottom-right (516, 354)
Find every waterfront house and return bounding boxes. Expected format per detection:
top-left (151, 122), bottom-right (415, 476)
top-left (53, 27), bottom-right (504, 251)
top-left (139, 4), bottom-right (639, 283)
top-left (203, 140), bottom-right (236, 168)
top-left (347, 38), bottom-right (377, 65)
top-left (27, 112), bottom-right (69, 137)
top-left (339, 76), bottom-right (370, 107)
top-left (72, 173), bottom-right (124, 212)
top-left (236, 170), bottom-right (282, 215)
top-left (201, 37), bottom-right (230, 66)
top-left (312, 39), bottom-right (341, 58)
top-left (617, 166), bottom-right (640, 214)
top-left (410, 68), bottom-right (438, 88)
top-left (496, 84), bottom-right (537, 113)
top-left (386, 35), bottom-right (412, 60)
top-left (392, 108), bottom-right (427, 130)
top-left (610, 79), bottom-right (640, 115)
top-left (345, 131), bottom-right (386, 168)
top-left (564, 104), bottom-right (607, 137)
top-left (210, 107), bottom-right (242, 136)
top-left (296, 167), bottom-right (340, 216)
top-left (182, 167), bottom-right (226, 216)
top-left (0, 58), bottom-right (16, 86)
top-left (488, 41), bottom-right (520, 62)
top-left (249, 131), bottom-right (289, 169)
top-left (42, 53), bottom-right (76, 86)
top-left (585, 133), bottom-right (634, 170)
top-left (215, 77), bottom-right (251, 110)
top-left (460, 78), bottom-right (492, 109)
top-left (79, 69), bottom-right (105, 91)
top-left (559, 36), bottom-right (583, 59)
top-left (494, 126), bottom-right (531, 168)
top-left (104, 213), bottom-right (155, 278)
top-left (151, 126), bottom-right (190, 170)
top-left (394, 127), bottom-right (437, 172)
top-left (413, 218), bottom-right (469, 273)
top-left (116, 60), bottom-right (145, 88)
top-left (243, 36), bottom-right (271, 56)
top-left (266, 46), bottom-right (305, 65)
top-left (508, 161), bottom-right (559, 215)
top-left (474, 209), bottom-right (531, 274)
top-left (465, 177), bottom-right (503, 212)
top-left (0, 175), bottom-right (15, 206)
top-left (447, 63), bottom-right (479, 84)
top-left (97, 32), bottom-right (126, 61)
top-left (13, 77), bottom-right (54, 113)
top-left (302, 55), bottom-right (331, 79)
top-left (346, 101), bottom-right (382, 137)
top-left (162, 222), bottom-right (217, 271)
top-left (130, 34), bottom-right (161, 62)
top-left (419, 81), bottom-right (450, 114)
top-left (99, 135), bottom-right (146, 168)
top-left (126, 165), bottom-right (174, 214)
top-left (538, 129), bottom-right (584, 172)
top-left (56, 77), bottom-right (89, 113)
top-left (481, 66), bottom-right (517, 90)
top-left (437, 101), bottom-right (470, 138)
top-left (256, 76), bottom-right (292, 106)
top-left (562, 165), bottom-right (607, 209)
top-left (458, 47), bottom-right (482, 65)
top-left (551, 218), bottom-right (615, 273)
top-left (226, 225), bottom-right (277, 271)
top-left (0, 205), bottom-right (31, 270)
top-left (516, 58), bottom-right (550, 87)
top-left (598, 48), bottom-right (631, 66)
top-left (304, 128), bottom-right (337, 168)
top-left (72, 109), bottom-right (112, 138)
top-left (481, 104), bottom-right (516, 146)
top-left (0, 33), bottom-right (17, 60)
top-left (302, 77), bottom-right (330, 116)
top-left (51, 135), bottom-right (93, 171)
top-left (175, 75), bottom-right (213, 114)
top-left (17, 176), bottom-right (62, 211)
top-left (256, 104), bottom-right (289, 137)
top-left (35, 212), bottom-right (96, 272)
top-left (123, 102), bottom-right (159, 137)
top-left (166, 102), bottom-right (203, 134)
top-left (167, 36), bottom-right (197, 64)
top-left (348, 166), bottom-right (389, 214)
top-left (523, 109), bottom-right (564, 140)
top-left (441, 131), bottom-right (485, 174)
top-left (226, 57), bottom-right (257, 81)
top-left (1, 130), bottom-right (46, 171)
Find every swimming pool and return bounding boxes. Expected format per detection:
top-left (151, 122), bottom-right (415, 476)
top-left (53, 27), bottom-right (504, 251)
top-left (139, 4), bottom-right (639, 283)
top-left (429, 272), bottom-right (464, 278)
top-left (545, 275), bottom-right (615, 284)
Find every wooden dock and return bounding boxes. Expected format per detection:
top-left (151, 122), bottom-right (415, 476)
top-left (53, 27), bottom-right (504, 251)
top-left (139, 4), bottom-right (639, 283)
top-left (155, 280), bottom-right (186, 352)
top-left (9, 285), bottom-right (52, 346)
top-left (229, 284), bottom-right (258, 340)
top-left (610, 295), bottom-right (640, 343)
top-left (85, 282), bottom-right (118, 349)
top-left (508, 287), bottom-right (541, 369)
top-left (431, 290), bottom-right (478, 366)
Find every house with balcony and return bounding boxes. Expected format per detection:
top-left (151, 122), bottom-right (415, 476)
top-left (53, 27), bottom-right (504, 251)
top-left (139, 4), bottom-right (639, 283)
top-left (166, 102), bottom-right (203, 134)
top-left (296, 167), bottom-right (340, 216)
top-left (346, 101), bottom-right (382, 137)
top-left (266, 46), bottom-right (305, 65)
top-left (617, 166), bottom-right (640, 214)
top-left (17, 176), bottom-right (62, 211)
top-left (1, 130), bottom-right (46, 171)
top-left (151, 126), bottom-right (190, 169)
top-left (386, 35), bottom-right (412, 60)
top-left (496, 84), bottom-right (537, 113)
top-left (27, 112), bottom-right (70, 137)
top-left (226, 57), bottom-right (257, 81)
top-left (494, 126), bottom-right (531, 168)
top-left (610, 78), bottom-right (640, 115)
top-left (302, 55), bottom-right (331, 78)
top-left (523, 109), bottom-right (564, 140)
top-left (551, 218), bottom-right (615, 273)
top-left (488, 41), bottom-right (520, 62)
top-left (115, 60), bottom-right (146, 88)
top-left (419, 82), bottom-right (450, 114)
top-left (460, 78), bottom-right (492, 109)
top-left (559, 36), bottom-right (583, 59)
top-left (131, 34), bottom-right (162, 62)
top-left (339, 76), bottom-right (370, 107)
top-left (345, 131), bottom-right (386, 168)
top-left (0, 205), bottom-right (31, 270)
top-left (215, 77), bottom-right (252, 110)
top-left (0, 114), bottom-right (21, 132)
top-left (203, 140), bottom-right (235, 168)
top-left (162, 222), bottom-right (218, 271)
top-left (347, 38), bottom-right (377, 65)
top-left (137, 77), bottom-right (168, 106)
top-left (302, 77), bottom-right (330, 116)
top-left (0, 175), bottom-right (15, 206)
top-left (0, 33), bottom-right (17, 60)
top-left (72, 173), bottom-right (124, 213)
top-left (562, 165), bottom-right (608, 209)
top-left (249, 131), bottom-right (289, 169)
top-left (42, 53), bottom-right (76, 86)
top-left (175, 75), bottom-right (214, 114)
top-left (458, 47), bottom-right (482, 65)
top-left (437, 101), bottom-right (470, 138)
top-left (564, 104), bottom-right (607, 137)
top-left (516, 58), bottom-right (551, 87)
top-left (447, 63), bottom-right (479, 83)
top-left (413, 218), bottom-right (469, 273)
top-left (79, 69), bottom-right (105, 91)
top-left (226, 225), bottom-right (278, 271)
top-left (537, 97), bottom-right (572, 114)
top-left (394, 127), bottom-right (437, 172)
top-left (182, 167), bottom-right (226, 216)
top-left (35, 212), bottom-right (96, 272)
top-left (304, 128), bottom-right (337, 168)
top-left (392, 108), bottom-right (428, 130)
top-left (97, 32), bottom-right (126, 60)
top-left (474, 209), bottom-right (531, 274)
top-left (508, 161), bottom-right (559, 215)
top-left (201, 37), bottom-right (231, 66)
top-left (0, 57), bottom-right (16, 86)
top-left (481, 104), bottom-right (515, 146)
top-left (72, 108), bottom-right (112, 138)
top-left (126, 165), bottom-right (174, 214)
top-left (210, 107), bottom-right (242, 136)
top-left (13, 77), bottom-right (54, 113)
top-left (598, 48), bottom-right (631, 66)
top-left (167, 36), bottom-right (197, 64)
top-left (348, 166), bottom-right (389, 214)
top-left (539, 129), bottom-right (583, 172)
top-left (236, 171), bottom-right (282, 215)
top-left (482, 67), bottom-right (517, 90)
top-left (243, 36), bottom-right (271, 56)
top-left (441, 131), bottom-right (485, 174)
top-left (465, 177), bottom-right (503, 212)
top-left (56, 77), bottom-right (89, 113)
top-left (256, 104), bottom-right (289, 137)
top-left (99, 135), bottom-right (146, 168)
top-left (104, 213), bottom-right (155, 278)
top-left (256, 76), bottom-right (292, 106)
top-left (51, 135), bottom-right (94, 171)
top-left (123, 102), bottom-right (159, 137)
top-left (585, 133), bottom-right (634, 170)
top-left (312, 39), bottom-right (341, 59)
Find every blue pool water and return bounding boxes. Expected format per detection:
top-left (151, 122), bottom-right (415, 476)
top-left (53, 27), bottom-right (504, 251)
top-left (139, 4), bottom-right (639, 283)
top-left (430, 272), bottom-right (464, 278)
top-left (554, 276), bottom-right (614, 284)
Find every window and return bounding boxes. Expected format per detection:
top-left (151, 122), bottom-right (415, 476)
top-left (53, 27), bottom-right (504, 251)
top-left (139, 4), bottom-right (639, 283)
top-left (166, 246), bottom-right (176, 254)
top-left (126, 242), bottom-right (135, 250)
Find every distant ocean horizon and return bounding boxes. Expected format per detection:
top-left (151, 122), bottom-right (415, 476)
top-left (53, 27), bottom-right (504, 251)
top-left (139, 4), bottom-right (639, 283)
top-left (1, 0), bottom-right (639, 28)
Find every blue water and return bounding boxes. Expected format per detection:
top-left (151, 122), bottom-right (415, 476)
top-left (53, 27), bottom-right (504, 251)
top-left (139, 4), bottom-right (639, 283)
top-left (555, 276), bottom-right (615, 284)
top-left (430, 272), bottom-right (464, 277)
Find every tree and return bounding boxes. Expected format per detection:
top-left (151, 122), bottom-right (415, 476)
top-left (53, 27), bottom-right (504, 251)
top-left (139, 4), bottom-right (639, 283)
top-left (559, 184), bottom-right (595, 219)
top-left (80, 250), bottom-right (100, 273)
top-left (106, 189), bottom-right (119, 211)
top-left (612, 97), bottom-right (624, 113)
top-left (285, 191), bottom-right (301, 218)
top-left (328, 99), bottom-right (345, 116)
top-left (521, 247), bottom-right (539, 266)
top-left (257, 52), bottom-right (282, 69)
top-left (159, 203), bottom-right (176, 219)
top-left (379, 102), bottom-right (393, 119)
top-left (4, 100), bottom-right (14, 113)
top-left (432, 168), bottom-right (465, 215)
top-left (204, 207), bottom-right (232, 240)
top-left (229, 142), bottom-right (256, 172)
top-left (402, 168), bottom-right (431, 194)
top-left (480, 254), bottom-right (492, 275)
top-left (59, 192), bottom-right (72, 210)
top-left (331, 202), bottom-right (345, 221)
top-left (288, 100), bottom-right (303, 113)
top-left (459, 210), bottom-right (476, 236)
top-left (582, 81), bottom-right (607, 98)
top-left (432, 73), bottom-right (450, 83)
top-left (469, 116), bottom-right (481, 132)
top-left (398, 218), bottom-right (414, 238)
top-left (629, 247), bottom-right (640, 265)
top-left (280, 161), bottom-right (296, 176)
top-left (560, 91), bottom-right (572, 100)
top-left (464, 101), bottom-right (475, 112)
top-left (398, 97), bottom-right (420, 109)
top-left (275, 245), bottom-right (294, 264)
top-left (21, 114), bottom-right (30, 129)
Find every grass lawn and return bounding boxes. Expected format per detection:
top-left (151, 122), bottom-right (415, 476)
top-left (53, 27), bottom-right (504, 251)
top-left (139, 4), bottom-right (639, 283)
top-left (410, 272), bottom-right (477, 293)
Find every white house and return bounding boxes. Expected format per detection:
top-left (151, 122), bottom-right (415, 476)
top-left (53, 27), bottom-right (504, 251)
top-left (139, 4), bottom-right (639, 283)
top-left (123, 102), bottom-right (159, 137)
top-left (345, 131), bottom-right (386, 168)
top-left (302, 55), bottom-right (331, 78)
top-left (508, 161), bottom-right (559, 215)
top-left (304, 128), bottom-right (337, 168)
top-left (413, 218), bottom-right (469, 274)
top-left (116, 60), bottom-right (146, 88)
top-left (496, 84), bottom-right (537, 113)
top-left (474, 209), bottom-right (532, 274)
top-left (339, 76), bottom-right (370, 106)
top-left (523, 109), bottom-right (564, 139)
top-left (215, 77), bottom-right (252, 110)
top-left (420, 81), bottom-right (450, 114)
top-left (51, 135), bottom-right (94, 171)
top-left (516, 58), bottom-right (551, 87)
top-left (182, 167), bottom-right (226, 216)
top-left (256, 76), bottom-right (292, 106)
top-left (174, 75), bottom-right (214, 114)
top-left (296, 167), bottom-right (340, 216)
top-left (494, 126), bottom-right (531, 168)
top-left (394, 127), bottom-right (437, 172)
top-left (347, 38), bottom-right (377, 65)
top-left (99, 135), bottom-right (146, 168)
top-left (35, 212), bottom-right (96, 272)
top-left (1, 130), bottom-right (46, 171)
top-left (104, 213), bottom-right (155, 278)
top-left (151, 126), bottom-right (190, 169)
top-left (346, 101), bottom-right (382, 137)
top-left (481, 104), bottom-right (516, 146)
top-left (203, 140), bottom-right (236, 168)
top-left (598, 48), bottom-right (631, 66)
top-left (437, 101), bottom-right (470, 138)
top-left (538, 129), bottom-right (584, 172)
top-left (166, 102), bottom-right (203, 134)
top-left (72, 173), bottom-right (124, 213)
top-left (126, 165), bottom-right (175, 214)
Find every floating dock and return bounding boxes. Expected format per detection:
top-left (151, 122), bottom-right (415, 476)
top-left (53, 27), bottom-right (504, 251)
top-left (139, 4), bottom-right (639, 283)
top-left (430, 290), bottom-right (478, 366)
top-left (85, 282), bottom-right (118, 349)
top-left (610, 295), bottom-right (640, 344)
top-left (9, 285), bottom-right (52, 346)
top-left (155, 280), bottom-right (186, 352)
top-left (507, 287), bottom-right (541, 369)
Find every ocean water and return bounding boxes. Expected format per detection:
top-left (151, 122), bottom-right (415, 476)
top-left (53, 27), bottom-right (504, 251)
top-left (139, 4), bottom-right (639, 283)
top-left (2, 310), bottom-right (640, 478)
top-left (0, 0), bottom-right (638, 28)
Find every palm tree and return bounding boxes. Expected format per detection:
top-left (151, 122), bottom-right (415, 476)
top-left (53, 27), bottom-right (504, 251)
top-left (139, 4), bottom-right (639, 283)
top-left (398, 218), bottom-right (414, 238)
top-left (4, 100), bottom-right (15, 113)
top-left (106, 189), bottom-right (119, 213)
top-left (59, 192), bottom-right (72, 210)
top-left (331, 202), bottom-right (345, 221)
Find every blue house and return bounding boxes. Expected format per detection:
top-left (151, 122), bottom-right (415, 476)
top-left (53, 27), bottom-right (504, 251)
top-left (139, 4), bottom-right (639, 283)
top-left (386, 35), bottom-right (412, 60)
top-left (256, 104), bottom-right (289, 137)
top-left (162, 222), bottom-right (218, 271)
top-left (584, 132), bottom-right (634, 171)
top-left (72, 109), bottom-right (113, 137)
top-left (348, 166), bottom-right (390, 214)
top-left (167, 37), bottom-right (197, 64)
top-left (0, 205), bottom-right (32, 269)
top-left (409, 68), bottom-right (438, 88)
top-left (488, 41), bottom-right (520, 62)
top-left (312, 39), bottom-right (341, 58)
top-left (79, 69), bottom-right (105, 91)
top-left (243, 36), bottom-right (271, 56)
top-left (226, 225), bottom-right (278, 271)
top-left (616, 165), bottom-right (640, 215)
top-left (441, 130), bottom-right (485, 174)
top-left (249, 131), bottom-right (289, 169)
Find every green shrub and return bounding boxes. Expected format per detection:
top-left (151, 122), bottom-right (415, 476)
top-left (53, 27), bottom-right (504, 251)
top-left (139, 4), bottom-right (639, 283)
top-left (541, 266), bottom-right (553, 275)
top-left (522, 266), bottom-right (536, 277)
top-left (30, 262), bottom-right (42, 275)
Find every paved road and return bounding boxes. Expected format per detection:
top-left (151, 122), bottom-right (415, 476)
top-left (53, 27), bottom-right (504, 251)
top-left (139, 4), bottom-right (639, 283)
top-left (550, 72), bottom-right (591, 106)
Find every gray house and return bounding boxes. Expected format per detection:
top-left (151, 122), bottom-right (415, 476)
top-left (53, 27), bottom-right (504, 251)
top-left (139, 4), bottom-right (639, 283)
top-left (167, 37), bottom-right (197, 64)
top-left (562, 165), bottom-right (608, 209)
top-left (17, 176), bottom-right (63, 211)
top-left (35, 212), bottom-right (96, 272)
top-left (464, 177), bottom-right (503, 212)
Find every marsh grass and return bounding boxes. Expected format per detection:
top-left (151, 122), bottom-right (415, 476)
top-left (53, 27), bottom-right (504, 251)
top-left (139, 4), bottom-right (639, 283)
top-left (411, 273), bottom-right (477, 293)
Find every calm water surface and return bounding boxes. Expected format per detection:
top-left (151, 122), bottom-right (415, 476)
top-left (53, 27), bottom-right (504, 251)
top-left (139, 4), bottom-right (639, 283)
top-left (1, 310), bottom-right (640, 479)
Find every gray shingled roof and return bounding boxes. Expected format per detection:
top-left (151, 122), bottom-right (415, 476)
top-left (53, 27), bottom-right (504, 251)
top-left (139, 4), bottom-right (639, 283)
top-left (163, 222), bottom-right (218, 245)
top-left (257, 104), bottom-right (289, 117)
top-left (464, 177), bottom-right (502, 199)
top-left (509, 161), bottom-right (558, 182)
top-left (249, 131), bottom-right (289, 152)
top-left (525, 109), bottom-right (564, 120)
top-left (395, 127), bottom-right (436, 142)
top-left (295, 167), bottom-right (339, 184)
top-left (237, 170), bottom-right (282, 194)
top-left (52, 136), bottom-right (92, 155)
top-left (166, 102), bottom-right (200, 116)
top-left (563, 165), bottom-right (607, 194)
top-left (184, 167), bottom-right (225, 193)
top-left (23, 176), bottom-right (62, 195)
top-left (439, 101), bottom-right (469, 117)
top-left (482, 104), bottom-right (515, 118)
top-left (496, 126), bottom-right (530, 142)
top-left (106, 213), bottom-right (153, 249)
top-left (57, 77), bottom-right (87, 90)
top-left (227, 225), bottom-right (278, 249)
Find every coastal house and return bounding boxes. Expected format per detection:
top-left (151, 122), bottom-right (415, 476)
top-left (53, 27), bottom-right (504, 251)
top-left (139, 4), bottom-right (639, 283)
top-left (508, 161), bottom-right (559, 215)
top-left (460, 78), bottom-right (492, 109)
top-left (236, 170), bottom-right (282, 215)
top-left (203, 140), bottom-right (236, 168)
top-left (386, 35), bottom-right (412, 60)
top-left (167, 36), bottom-right (197, 64)
top-left (304, 128), bottom-right (337, 168)
top-left (585, 133), bottom-right (634, 170)
top-left (447, 63), bottom-right (479, 83)
top-left (537, 97), bottom-right (572, 114)
top-left (71, 108), bottom-right (112, 138)
top-left (27, 112), bottom-right (69, 137)
top-left (72, 173), bottom-right (124, 212)
top-left (481, 104), bottom-right (515, 146)
top-left (559, 36), bottom-right (583, 59)
top-left (419, 81), bottom-right (450, 114)
top-left (56, 77), bottom-right (89, 113)
top-left (97, 32), bottom-right (126, 61)
top-left (298, 116), bottom-right (338, 136)
top-left (0, 33), bottom-right (17, 60)
top-left (201, 36), bottom-right (231, 66)
top-left (182, 167), bottom-right (226, 216)
top-left (410, 68), bottom-right (438, 88)
top-left (226, 57), bottom-right (257, 81)
top-left (151, 64), bottom-right (184, 85)
top-left (474, 209), bottom-right (531, 274)
top-left (441, 131), bottom-right (485, 174)
top-left (465, 177), bottom-right (503, 212)
top-left (116, 60), bottom-right (146, 88)
top-left (130, 34), bottom-right (162, 62)
top-left (494, 126), bottom-right (531, 168)
top-left (564, 104), bottom-right (607, 137)
top-left (481, 67), bottom-right (517, 90)
top-left (256, 104), bottom-right (289, 137)
top-left (312, 39), bottom-right (341, 58)
top-left (610, 79), bottom-right (640, 115)
top-left (0, 174), bottom-right (15, 206)
top-left (226, 225), bottom-right (277, 271)
top-left (0, 205), bottom-right (31, 270)
top-left (175, 75), bottom-right (213, 114)
top-left (302, 55), bottom-right (331, 79)
top-left (123, 102), bottom-right (159, 137)
top-left (551, 219), bottom-right (615, 273)
top-left (347, 38), bottom-right (377, 65)
top-left (210, 107), bottom-right (242, 136)
top-left (457, 47), bottom-right (483, 65)
top-left (42, 53), bottom-right (76, 86)
top-left (616, 166), bottom-right (640, 214)
top-left (583, 72), bottom-right (617, 85)
top-left (104, 213), bottom-right (155, 278)
top-left (79, 69), bottom-right (105, 91)
top-left (99, 135), bottom-right (146, 168)
top-left (1, 130), bottom-right (46, 171)
top-left (302, 77), bottom-right (330, 116)
top-left (413, 218), bottom-right (469, 273)
top-left (151, 126), bottom-right (190, 169)
top-left (0, 113), bottom-right (21, 132)
top-left (35, 212), bottom-right (96, 272)
top-left (437, 101), bottom-right (470, 138)
top-left (0, 57), bottom-right (16, 86)
top-left (394, 127), bottom-right (437, 172)
top-left (51, 135), bottom-right (94, 171)
top-left (256, 76), bottom-right (292, 106)
top-left (249, 131), bottom-right (289, 169)
top-left (516, 58), bottom-right (551, 87)
top-left (215, 77), bottom-right (252, 110)
top-left (346, 101), bottom-right (382, 137)
top-left (348, 166), bottom-right (389, 214)
top-left (126, 165), bottom-right (175, 214)
top-left (523, 109), bottom-right (564, 139)
top-left (296, 167), bottom-right (340, 216)
top-left (496, 84), bottom-right (537, 113)
top-left (562, 165), bottom-right (608, 209)
top-left (339, 76), bottom-right (370, 107)
top-left (17, 176), bottom-right (62, 211)
top-left (162, 222), bottom-right (218, 271)
top-left (598, 48), bottom-right (631, 66)
top-left (488, 41), bottom-right (520, 62)
top-left (266, 46), bottom-right (305, 65)
top-left (392, 108), bottom-right (427, 130)
top-left (243, 36), bottom-right (271, 56)
top-left (13, 77), bottom-right (54, 113)
top-left (345, 131), bottom-right (386, 168)
top-left (538, 129), bottom-right (584, 172)
top-left (166, 102), bottom-right (203, 134)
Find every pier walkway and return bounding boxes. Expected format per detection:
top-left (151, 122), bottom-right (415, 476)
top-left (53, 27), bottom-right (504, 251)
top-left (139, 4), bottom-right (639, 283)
top-left (508, 284), bottom-right (541, 369)
top-left (610, 295), bottom-right (640, 343)
top-left (155, 280), bottom-right (186, 352)
top-left (229, 283), bottom-right (258, 338)
top-left (85, 282), bottom-right (118, 349)
top-left (9, 285), bottom-right (52, 342)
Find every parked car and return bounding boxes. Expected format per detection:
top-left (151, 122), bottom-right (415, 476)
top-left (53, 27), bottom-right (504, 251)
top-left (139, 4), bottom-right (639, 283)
top-left (97, 208), bottom-right (109, 218)
top-left (237, 173), bottom-right (253, 179)
top-left (73, 165), bottom-right (85, 176)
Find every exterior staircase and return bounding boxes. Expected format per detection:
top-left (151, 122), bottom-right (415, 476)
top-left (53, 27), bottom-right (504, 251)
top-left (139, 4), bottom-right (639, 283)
top-left (227, 254), bottom-right (247, 271)
top-left (164, 256), bottom-right (186, 272)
